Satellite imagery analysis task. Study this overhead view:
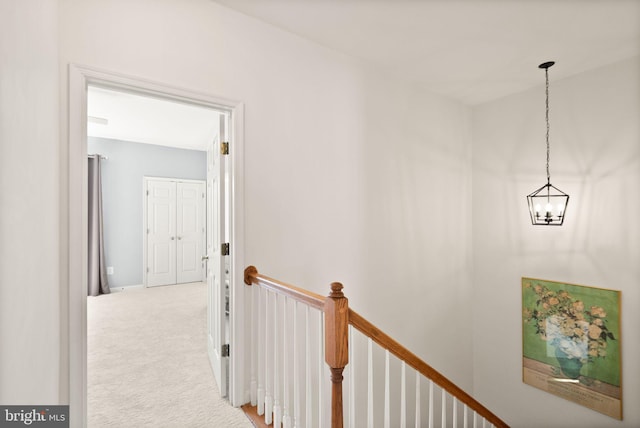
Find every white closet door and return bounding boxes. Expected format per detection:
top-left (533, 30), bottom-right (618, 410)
top-left (147, 180), bottom-right (177, 287)
top-left (176, 181), bottom-right (205, 284)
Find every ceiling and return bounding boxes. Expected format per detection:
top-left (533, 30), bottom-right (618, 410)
top-left (87, 86), bottom-right (220, 151)
top-left (214, 0), bottom-right (640, 105)
top-left (87, 2), bottom-right (639, 146)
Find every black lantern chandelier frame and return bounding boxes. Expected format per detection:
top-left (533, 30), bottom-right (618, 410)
top-left (526, 61), bottom-right (569, 226)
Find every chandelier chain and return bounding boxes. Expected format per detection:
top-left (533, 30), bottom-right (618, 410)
top-left (545, 67), bottom-right (550, 185)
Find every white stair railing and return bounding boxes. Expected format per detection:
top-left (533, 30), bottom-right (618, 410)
top-left (245, 266), bottom-right (335, 427)
top-left (346, 310), bottom-right (508, 428)
top-left (244, 266), bottom-right (509, 428)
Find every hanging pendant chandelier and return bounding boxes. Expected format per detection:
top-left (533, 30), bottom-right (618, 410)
top-left (526, 61), bottom-right (569, 226)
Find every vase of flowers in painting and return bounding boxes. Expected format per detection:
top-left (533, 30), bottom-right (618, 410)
top-left (523, 284), bottom-right (615, 381)
top-left (554, 346), bottom-right (583, 379)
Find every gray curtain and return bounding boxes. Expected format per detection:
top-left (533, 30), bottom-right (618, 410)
top-left (88, 155), bottom-right (110, 296)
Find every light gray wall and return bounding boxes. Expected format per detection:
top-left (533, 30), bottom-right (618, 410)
top-left (472, 57), bottom-right (640, 428)
top-left (88, 137), bottom-right (206, 287)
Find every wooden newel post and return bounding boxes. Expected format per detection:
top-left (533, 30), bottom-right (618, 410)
top-left (324, 282), bottom-right (349, 428)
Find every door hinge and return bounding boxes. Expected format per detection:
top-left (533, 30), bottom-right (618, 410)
top-left (221, 141), bottom-right (229, 155)
top-left (221, 243), bottom-right (230, 256)
top-left (146, 228), bottom-right (150, 234)
top-left (222, 344), bottom-right (230, 357)
top-left (146, 190), bottom-right (149, 196)
top-left (146, 267), bottom-right (149, 273)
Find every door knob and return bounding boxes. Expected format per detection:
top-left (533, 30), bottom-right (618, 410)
top-left (171, 237), bottom-right (175, 240)
top-left (177, 236), bottom-right (182, 240)
top-left (202, 255), bottom-right (209, 261)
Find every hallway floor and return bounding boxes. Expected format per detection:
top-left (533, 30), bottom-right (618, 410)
top-left (87, 282), bottom-right (252, 427)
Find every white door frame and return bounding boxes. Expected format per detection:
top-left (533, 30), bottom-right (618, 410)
top-left (142, 176), bottom-right (206, 287)
top-left (68, 64), bottom-right (245, 427)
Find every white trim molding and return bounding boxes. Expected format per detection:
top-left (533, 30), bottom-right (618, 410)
top-left (68, 64), bottom-right (246, 427)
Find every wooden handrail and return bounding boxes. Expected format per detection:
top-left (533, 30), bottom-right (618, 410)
top-left (244, 265), bottom-right (325, 310)
top-left (349, 309), bottom-right (509, 428)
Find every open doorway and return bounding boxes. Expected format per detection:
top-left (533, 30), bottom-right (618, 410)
top-left (86, 84), bottom-right (229, 423)
top-left (68, 65), bottom-right (245, 427)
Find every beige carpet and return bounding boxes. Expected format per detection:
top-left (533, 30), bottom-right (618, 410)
top-left (88, 282), bottom-right (252, 427)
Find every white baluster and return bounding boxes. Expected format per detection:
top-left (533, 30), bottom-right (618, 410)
top-left (265, 291), bottom-right (273, 425)
top-left (441, 388), bottom-right (446, 428)
top-left (257, 287), bottom-right (265, 415)
top-left (318, 310), bottom-right (324, 428)
top-left (367, 338), bottom-right (373, 428)
top-left (250, 284), bottom-right (257, 406)
top-left (283, 297), bottom-right (292, 428)
top-left (415, 372), bottom-right (421, 428)
top-left (274, 293), bottom-right (282, 427)
top-left (293, 301), bottom-right (300, 428)
top-left (463, 404), bottom-right (468, 428)
top-left (453, 396), bottom-right (457, 428)
top-left (384, 350), bottom-right (390, 428)
top-left (428, 380), bottom-right (434, 428)
top-left (305, 306), bottom-right (312, 428)
top-left (400, 361), bottom-right (406, 428)
top-left (349, 326), bottom-right (355, 428)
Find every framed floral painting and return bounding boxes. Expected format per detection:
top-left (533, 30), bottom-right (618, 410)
top-left (522, 278), bottom-right (622, 419)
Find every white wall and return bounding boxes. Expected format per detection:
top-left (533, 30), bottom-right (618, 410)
top-left (472, 57), bottom-right (640, 427)
top-left (58, 0), bottom-right (473, 405)
top-left (0, 1), bottom-right (60, 403)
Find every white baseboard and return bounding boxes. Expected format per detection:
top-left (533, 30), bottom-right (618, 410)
top-left (109, 284), bottom-right (144, 293)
